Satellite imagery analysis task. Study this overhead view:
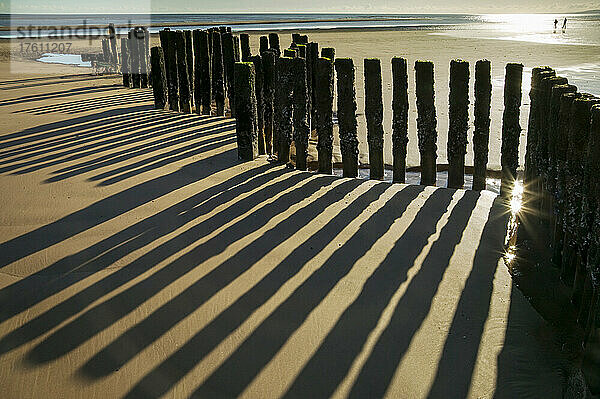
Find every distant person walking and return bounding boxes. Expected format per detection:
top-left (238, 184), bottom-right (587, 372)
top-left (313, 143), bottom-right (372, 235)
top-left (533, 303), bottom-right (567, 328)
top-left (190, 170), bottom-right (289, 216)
top-left (562, 17), bottom-right (567, 32)
top-left (554, 19), bottom-right (558, 31)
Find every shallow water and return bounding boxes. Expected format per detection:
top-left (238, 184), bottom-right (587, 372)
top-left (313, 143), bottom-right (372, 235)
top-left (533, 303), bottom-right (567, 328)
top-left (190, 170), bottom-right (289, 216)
top-left (36, 53), bottom-right (91, 67)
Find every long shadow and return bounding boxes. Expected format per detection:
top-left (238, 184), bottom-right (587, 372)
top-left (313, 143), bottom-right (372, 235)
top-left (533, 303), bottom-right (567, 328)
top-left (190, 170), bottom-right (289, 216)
top-left (0, 147), bottom-right (238, 272)
top-left (1, 111), bottom-right (185, 162)
top-left (0, 74), bottom-right (118, 90)
top-left (122, 183), bottom-right (419, 399)
top-left (0, 85), bottom-right (122, 106)
top-left (426, 197), bottom-right (507, 398)
top-left (0, 106), bottom-right (151, 148)
top-left (23, 173), bottom-right (337, 364)
top-left (1, 115), bottom-right (228, 175)
top-left (0, 164), bottom-right (280, 341)
top-left (190, 184), bottom-right (428, 399)
top-left (14, 92), bottom-right (154, 115)
top-left (81, 179), bottom-right (377, 387)
top-left (346, 190), bottom-right (480, 398)
top-left (281, 188), bottom-right (459, 398)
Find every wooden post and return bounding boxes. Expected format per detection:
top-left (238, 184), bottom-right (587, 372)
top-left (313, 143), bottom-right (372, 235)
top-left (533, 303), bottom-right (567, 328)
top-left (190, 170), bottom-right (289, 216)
top-left (262, 50), bottom-right (276, 155)
top-left (121, 38), bottom-right (130, 87)
top-left (128, 30), bottom-right (141, 88)
top-left (307, 42), bottom-right (319, 131)
top-left (143, 27), bottom-right (150, 82)
top-left (137, 28), bottom-right (149, 88)
top-left (415, 60), bottom-right (438, 186)
top-left (260, 36), bottom-right (269, 54)
top-left (150, 47), bottom-right (168, 110)
top-left (547, 83), bottom-right (577, 195)
top-left (296, 44), bottom-right (306, 58)
top-left (314, 57), bottom-right (334, 174)
top-left (240, 33), bottom-right (252, 61)
top-left (160, 29), bottom-right (178, 111)
top-left (234, 62), bottom-right (259, 161)
top-left (194, 30), bottom-right (211, 115)
top-left (298, 35), bottom-right (309, 44)
top-left (321, 47), bottom-right (335, 62)
top-left (473, 60), bottom-right (492, 191)
top-left (364, 58), bottom-right (384, 180)
top-left (447, 59), bottom-right (470, 189)
top-left (553, 92), bottom-right (580, 266)
top-left (391, 57), bottom-right (409, 183)
top-left (500, 63), bottom-right (523, 197)
top-left (292, 33), bottom-right (300, 44)
top-left (250, 55), bottom-right (265, 155)
top-left (293, 57), bottom-right (310, 170)
top-left (108, 23), bottom-right (118, 65)
top-left (101, 38), bottom-right (110, 63)
top-left (184, 30), bottom-right (194, 102)
top-left (335, 58), bottom-right (359, 178)
top-left (222, 32), bottom-right (236, 116)
top-left (233, 36), bottom-right (240, 61)
top-left (274, 56), bottom-right (294, 164)
top-left (268, 33), bottom-right (280, 56)
top-left (211, 31), bottom-right (226, 116)
top-left (175, 31), bottom-right (192, 113)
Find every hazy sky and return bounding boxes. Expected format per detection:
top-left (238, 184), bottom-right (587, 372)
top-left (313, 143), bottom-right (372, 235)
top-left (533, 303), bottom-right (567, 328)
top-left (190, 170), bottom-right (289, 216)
top-left (3, 0), bottom-right (598, 14)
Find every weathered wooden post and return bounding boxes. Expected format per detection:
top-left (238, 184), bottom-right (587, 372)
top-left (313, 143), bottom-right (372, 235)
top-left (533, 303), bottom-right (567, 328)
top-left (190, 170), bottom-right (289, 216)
top-left (160, 29), bottom-right (178, 111)
top-left (175, 31), bottom-right (192, 113)
top-left (553, 92), bottom-right (580, 266)
top-left (274, 56), bottom-right (294, 163)
top-left (233, 36), bottom-right (240, 61)
top-left (222, 32), bottom-right (236, 116)
top-left (335, 58), bottom-right (359, 177)
top-left (268, 33), bottom-right (280, 56)
top-left (307, 42), bottom-right (319, 130)
top-left (137, 28), bottom-right (149, 88)
top-left (262, 50), bottom-right (276, 155)
top-left (150, 47), bottom-right (168, 110)
top-left (121, 38), bottom-right (130, 87)
top-left (296, 44), bottom-right (307, 59)
top-left (240, 33), bottom-right (251, 61)
top-left (260, 36), bottom-right (269, 54)
top-left (108, 24), bottom-right (118, 65)
top-left (321, 48), bottom-right (335, 62)
top-left (391, 57), bottom-right (409, 183)
top-left (364, 58), bottom-right (384, 180)
top-left (473, 60), bottom-right (492, 191)
top-left (101, 38), bottom-right (110, 63)
top-left (415, 60), bottom-right (438, 186)
top-left (143, 27), bottom-right (150, 80)
top-left (562, 96), bottom-right (600, 285)
top-left (128, 30), bottom-right (141, 88)
top-left (298, 35), bottom-right (309, 44)
top-left (500, 63), bottom-right (523, 197)
top-left (314, 57), bottom-right (335, 174)
top-left (184, 30), bottom-right (194, 102)
top-left (250, 55), bottom-right (265, 154)
top-left (447, 59), bottom-right (470, 189)
top-left (292, 33), bottom-right (300, 44)
top-left (193, 30), bottom-right (211, 115)
top-left (547, 83), bottom-right (577, 195)
top-left (293, 57), bottom-right (310, 170)
top-left (234, 62), bottom-right (259, 161)
top-left (211, 31), bottom-right (226, 116)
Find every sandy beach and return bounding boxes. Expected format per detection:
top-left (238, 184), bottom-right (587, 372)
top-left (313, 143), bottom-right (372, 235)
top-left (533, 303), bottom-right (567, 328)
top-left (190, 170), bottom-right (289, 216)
top-left (0, 21), bottom-right (597, 398)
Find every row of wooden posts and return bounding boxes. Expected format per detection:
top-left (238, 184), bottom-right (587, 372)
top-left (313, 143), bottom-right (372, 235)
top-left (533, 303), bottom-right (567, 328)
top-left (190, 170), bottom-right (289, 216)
top-left (145, 28), bottom-right (525, 193)
top-left (525, 66), bottom-right (600, 343)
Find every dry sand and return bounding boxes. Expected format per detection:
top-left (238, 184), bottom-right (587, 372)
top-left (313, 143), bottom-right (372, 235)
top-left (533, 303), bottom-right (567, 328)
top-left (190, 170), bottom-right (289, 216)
top-left (0, 46), bottom-right (580, 398)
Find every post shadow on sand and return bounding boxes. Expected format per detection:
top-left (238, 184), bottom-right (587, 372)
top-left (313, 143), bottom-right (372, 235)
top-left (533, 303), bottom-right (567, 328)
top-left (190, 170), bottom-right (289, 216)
top-left (0, 74), bottom-right (118, 90)
top-left (426, 196), bottom-right (508, 398)
top-left (344, 190), bottom-right (479, 398)
top-left (0, 110), bottom-right (229, 177)
top-left (112, 182), bottom-right (399, 398)
top-left (0, 163), bottom-right (287, 352)
top-left (0, 84), bottom-right (124, 107)
top-left (15, 173), bottom-right (346, 363)
top-left (14, 90), bottom-right (154, 115)
top-left (184, 185), bottom-right (444, 399)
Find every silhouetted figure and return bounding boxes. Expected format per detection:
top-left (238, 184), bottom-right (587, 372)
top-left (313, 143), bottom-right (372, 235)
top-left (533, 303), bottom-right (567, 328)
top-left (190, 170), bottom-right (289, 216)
top-left (554, 19), bottom-right (558, 31)
top-left (562, 18), bottom-right (567, 32)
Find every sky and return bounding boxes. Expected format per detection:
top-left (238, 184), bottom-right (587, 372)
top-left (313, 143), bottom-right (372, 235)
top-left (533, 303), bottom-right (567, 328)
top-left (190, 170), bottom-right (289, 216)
top-left (3, 0), bottom-right (598, 14)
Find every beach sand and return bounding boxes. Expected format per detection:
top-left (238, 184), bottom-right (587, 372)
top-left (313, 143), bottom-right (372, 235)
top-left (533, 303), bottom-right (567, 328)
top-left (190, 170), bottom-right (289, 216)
top-left (0, 28), bottom-right (593, 397)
